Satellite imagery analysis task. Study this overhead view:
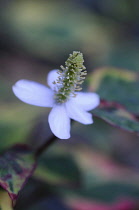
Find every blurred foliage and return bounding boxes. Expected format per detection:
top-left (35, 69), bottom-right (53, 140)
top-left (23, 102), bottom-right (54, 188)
top-left (0, 0), bottom-right (139, 210)
top-left (35, 151), bottom-right (81, 185)
top-left (0, 104), bottom-right (45, 151)
top-left (0, 0), bottom-right (139, 71)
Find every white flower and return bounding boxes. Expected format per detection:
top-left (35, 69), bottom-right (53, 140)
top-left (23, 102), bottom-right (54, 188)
top-left (12, 70), bottom-right (100, 139)
top-left (12, 51), bottom-right (100, 139)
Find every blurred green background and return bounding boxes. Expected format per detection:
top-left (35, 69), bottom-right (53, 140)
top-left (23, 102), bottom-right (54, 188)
top-left (1, 0), bottom-right (139, 209)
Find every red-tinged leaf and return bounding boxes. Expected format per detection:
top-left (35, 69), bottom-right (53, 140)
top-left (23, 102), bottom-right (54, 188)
top-left (89, 67), bottom-right (139, 115)
top-left (0, 145), bottom-right (36, 201)
top-left (92, 102), bottom-right (139, 134)
top-left (87, 67), bottom-right (139, 133)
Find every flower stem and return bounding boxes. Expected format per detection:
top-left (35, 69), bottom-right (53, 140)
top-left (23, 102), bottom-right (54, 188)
top-left (35, 134), bottom-right (58, 158)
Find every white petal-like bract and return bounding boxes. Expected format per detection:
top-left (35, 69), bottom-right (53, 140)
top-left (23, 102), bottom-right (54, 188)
top-left (71, 92), bottom-right (100, 111)
top-left (66, 100), bottom-right (93, 125)
top-left (48, 104), bottom-right (71, 139)
top-left (12, 80), bottom-right (54, 107)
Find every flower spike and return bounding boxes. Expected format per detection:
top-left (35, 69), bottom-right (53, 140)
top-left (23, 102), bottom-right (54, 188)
top-left (54, 51), bottom-right (87, 103)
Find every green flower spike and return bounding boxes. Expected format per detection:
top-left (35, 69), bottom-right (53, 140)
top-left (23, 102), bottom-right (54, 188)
top-left (54, 51), bottom-right (87, 103)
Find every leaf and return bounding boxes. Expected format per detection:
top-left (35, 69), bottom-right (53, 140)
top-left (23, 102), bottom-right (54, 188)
top-left (58, 181), bottom-right (139, 203)
top-left (89, 67), bottom-right (139, 115)
top-left (76, 182), bottom-right (139, 202)
top-left (92, 102), bottom-right (139, 134)
top-left (88, 67), bottom-right (139, 133)
top-left (35, 152), bottom-right (81, 186)
top-left (52, 147), bottom-right (139, 203)
top-left (0, 145), bottom-right (36, 201)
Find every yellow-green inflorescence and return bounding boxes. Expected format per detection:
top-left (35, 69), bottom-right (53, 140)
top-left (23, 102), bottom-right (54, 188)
top-left (54, 51), bottom-right (87, 104)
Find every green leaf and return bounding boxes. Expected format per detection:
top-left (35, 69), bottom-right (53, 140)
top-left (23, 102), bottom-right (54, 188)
top-left (35, 152), bottom-right (81, 185)
top-left (72, 182), bottom-right (139, 202)
top-left (89, 67), bottom-right (139, 115)
top-left (0, 145), bottom-right (36, 201)
top-left (88, 67), bottom-right (139, 133)
top-left (93, 105), bottom-right (139, 134)
top-left (56, 179), bottom-right (139, 202)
